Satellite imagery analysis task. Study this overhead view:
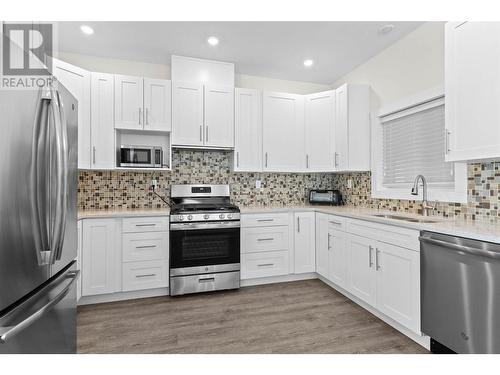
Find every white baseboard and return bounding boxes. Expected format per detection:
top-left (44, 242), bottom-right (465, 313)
top-left (240, 272), bottom-right (317, 287)
top-left (78, 287), bottom-right (169, 306)
top-left (317, 275), bottom-right (430, 350)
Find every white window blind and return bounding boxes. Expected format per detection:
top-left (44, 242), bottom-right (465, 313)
top-left (382, 100), bottom-right (455, 188)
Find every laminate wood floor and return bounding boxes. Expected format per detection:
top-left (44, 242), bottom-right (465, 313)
top-left (77, 279), bottom-right (428, 354)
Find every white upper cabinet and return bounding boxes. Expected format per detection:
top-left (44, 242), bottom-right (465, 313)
top-left (172, 81), bottom-right (204, 146)
top-left (234, 88), bottom-right (262, 172)
top-left (293, 212), bottom-right (316, 274)
top-left (305, 90), bottom-right (335, 171)
top-left (143, 78), bottom-right (172, 132)
top-left (52, 58), bottom-right (91, 169)
top-left (204, 85), bottom-right (234, 148)
top-left (90, 72), bottom-right (115, 169)
top-left (334, 84), bottom-right (370, 172)
top-left (114, 75), bottom-right (144, 130)
top-left (445, 22), bottom-right (500, 162)
top-left (263, 92), bottom-right (305, 172)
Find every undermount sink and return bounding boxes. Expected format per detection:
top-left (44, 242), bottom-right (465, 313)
top-left (371, 214), bottom-right (440, 223)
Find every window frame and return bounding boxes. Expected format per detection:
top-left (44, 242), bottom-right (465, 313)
top-left (371, 86), bottom-right (468, 203)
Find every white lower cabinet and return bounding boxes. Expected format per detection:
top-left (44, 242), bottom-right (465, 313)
top-left (122, 260), bottom-right (168, 292)
top-left (328, 228), bottom-right (348, 288)
top-left (81, 218), bottom-right (119, 296)
top-left (347, 234), bottom-right (377, 306)
top-left (293, 212), bottom-right (316, 274)
top-left (241, 251), bottom-right (289, 279)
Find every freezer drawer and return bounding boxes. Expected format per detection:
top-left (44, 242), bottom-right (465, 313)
top-left (421, 231), bottom-right (500, 353)
top-left (0, 263), bottom-right (78, 354)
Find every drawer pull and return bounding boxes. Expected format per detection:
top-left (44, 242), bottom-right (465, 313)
top-left (135, 245), bottom-right (157, 249)
top-left (257, 263), bottom-right (274, 267)
top-left (136, 273), bottom-right (156, 278)
top-left (257, 237), bottom-right (274, 242)
top-left (199, 277), bottom-right (215, 283)
top-left (257, 219), bottom-right (274, 222)
top-left (329, 220), bottom-right (342, 225)
top-left (135, 223), bottom-right (156, 227)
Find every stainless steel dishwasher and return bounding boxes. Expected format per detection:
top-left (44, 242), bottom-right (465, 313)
top-left (420, 231), bottom-right (500, 353)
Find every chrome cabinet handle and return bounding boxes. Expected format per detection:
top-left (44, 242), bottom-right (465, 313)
top-left (138, 107), bottom-right (141, 125)
top-left (257, 238), bottom-right (274, 242)
top-left (199, 277), bottom-right (215, 283)
top-left (335, 152), bottom-right (339, 167)
top-left (265, 152), bottom-right (268, 168)
top-left (328, 233), bottom-right (332, 250)
top-left (92, 146), bottom-right (96, 164)
top-left (368, 245), bottom-right (373, 268)
top-left (135, 245), bottom-right (157, 249)
top-left (375, 249), bottom-right (381, 270)
top-left (257, 219), bottom-right (274, 222)
top-left (199, 125), bottom-right (203, 141)
top-left (236, 152), bottom-right (239, 167)
top-left (136, 274), bottom-right (156, 278)
top-left (445, 129), bottom-right (451, 154)
top-left (145, 108), bottom-right (149, 125)
top-left (135, 223), bottom-right (156, 227)
top-left (329, 220), bottom-right (342, 226)
top-left (0, 269), bottom-right (78, 344)
top-left (297, 217), bottom-right (300, 233)
top-left (257, 263), bottom-right (274, 267)
top-left (206, 126), bottom-right (209, 142)
top-left (306, 154), bottom-right (309, 169)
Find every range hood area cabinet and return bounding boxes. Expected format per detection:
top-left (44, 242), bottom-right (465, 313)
top-left (171, 82), bottom-right (234, 148)
top-left (445, 21), bottom-right (500, 162)
top-left (114, 75), bottom-right (172, 132)
top-left (233, 84), bottom-right (370, 173)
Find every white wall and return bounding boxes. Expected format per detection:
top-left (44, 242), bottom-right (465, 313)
top-left (332, 22), bottom-right (444, 108)
top-left (57, 52), bottom-right (329, 94)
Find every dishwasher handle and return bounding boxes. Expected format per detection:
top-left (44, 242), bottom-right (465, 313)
top-left (419, 236), bottom-right (500, 260)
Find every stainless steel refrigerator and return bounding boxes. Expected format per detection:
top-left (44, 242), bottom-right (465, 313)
top-left (0, 58), bottom-right (79, 352)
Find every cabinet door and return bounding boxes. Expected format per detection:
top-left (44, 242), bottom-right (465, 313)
top-left (294, 212), bottom-right (315, 274)
top-left (82, 219), bottom-right (118, 296)
top-left (114, 75), bottom-right (144, 130)
top-left (90, 72), bottom-right (115, 169)
top-left (445, 22), bottom-right (500, 162)
top-left (315, 213), bottom-right (329, 278)
top-left (204, 85), bottom-right (234, 148)
top-left (328, 227), bottom-right (348, 288)
top-left (347, 234), bottom-right (377, 306)
top-left (144, 78), bottom-right (172, 132)
top-left (305, 90), bottom-right (335, 171)
top-left (375, 242), bottom-right (420, 334)
top-left (334, 84), bottom-right (348, 171)
top-left (263, 92), bottom-right (305, 172)
top-left (77, 220), bottom-right (82, 302)
top-left (234, 88), bottom-right (262, 171)
top-left (52, 58), bottom-right (91, 169)
top-left (172, 81), bottom-right (204, 146)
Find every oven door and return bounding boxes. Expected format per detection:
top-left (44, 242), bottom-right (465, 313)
top-left (170, 221), bottom-right (240, 272)
top-left (120, 147), bottom-right (153, 168)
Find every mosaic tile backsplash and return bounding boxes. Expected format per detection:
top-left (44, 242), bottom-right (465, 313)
top-left (78, 150), bottom-right (500, 222)
top-left (78, 149), bottom-right (336, 210)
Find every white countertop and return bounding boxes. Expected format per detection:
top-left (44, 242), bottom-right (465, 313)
top-left (78, 204), bottom-right (500, 243)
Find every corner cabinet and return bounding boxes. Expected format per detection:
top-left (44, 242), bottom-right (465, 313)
top-left (172, 82), bottom-right (234, 148)
top-left (234, 88), bottom-right (262, 171)
top-left (445, 21), bottom-right (500, 162)
top-left (51, 58), bottom-right (91, 169)
top-left (262, 92), bottom-right (305, 172)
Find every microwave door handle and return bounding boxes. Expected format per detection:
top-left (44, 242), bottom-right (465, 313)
top-left (29, 87), bottom-right (51, 265)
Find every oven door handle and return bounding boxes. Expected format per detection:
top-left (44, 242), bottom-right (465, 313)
top-left (170, 221), bottom-right (240, 231)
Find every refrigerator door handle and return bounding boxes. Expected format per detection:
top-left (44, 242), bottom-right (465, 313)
top-left (0, 269), bottom-right (79, 344)
top-left (50, 86), bottom-right (69, 263)
top-left (29, 87), bottom-right (51, 265)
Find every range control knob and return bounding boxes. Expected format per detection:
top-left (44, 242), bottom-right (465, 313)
top-left (187, 214), bottom-right (193, 220)
top-left (178, 215), bottom-right (185, 221)
top-left (219, 213), bottom-right (225, 219)
top-left (204, 214), bottom-right (210, 220)
top-left (227, 214), bottom-right (233, 219)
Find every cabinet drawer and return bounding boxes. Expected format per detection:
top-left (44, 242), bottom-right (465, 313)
top-left (122, 232), bottom-right (168, 262)
top-left (241, 226), bottom-right (289, 253)
top-left (122, 260), bottom-right (168, 291)
top-left (241, 213), bottom-right (289, 227)
top-left (346, 218), bottom-right (420, 251)
top-left (122, 216), bottom-right (169, 233)
top-left (241, 250), bottom-right (289, 279)
top-left (325, 215), bottom-right (346, 231)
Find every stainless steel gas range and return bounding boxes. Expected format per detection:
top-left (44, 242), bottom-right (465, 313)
top-left (169, 184), bottom-right (240, 296)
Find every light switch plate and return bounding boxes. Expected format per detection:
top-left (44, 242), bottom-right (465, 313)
top-left (347, 179), bottom-right (352, 189)
top-left (255, 180), bottom-right (262, 189)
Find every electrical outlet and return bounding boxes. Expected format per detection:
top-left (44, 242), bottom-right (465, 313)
top-left (151, 179), bottom-right (158, 189)
top-left (347, 179), bottom-right (352, 189)
top-left (255, 180), bottom-right (262, 189)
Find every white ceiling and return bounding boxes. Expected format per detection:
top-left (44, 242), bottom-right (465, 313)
top-left (57, 21), bottom-right (424, 84)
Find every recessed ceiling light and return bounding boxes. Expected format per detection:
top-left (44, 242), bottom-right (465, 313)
top-left (80, 25), bottom-right (94, 35)
top-left (207, 36), bottom-right (219, 46)
top-left (303, 59), bottom-right (314, 68)
top-left (378, 24), bottom-right (395, 35)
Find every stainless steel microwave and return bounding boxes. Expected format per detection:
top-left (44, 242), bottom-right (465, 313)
top-left (119, 145), bottom-right (163, 168)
